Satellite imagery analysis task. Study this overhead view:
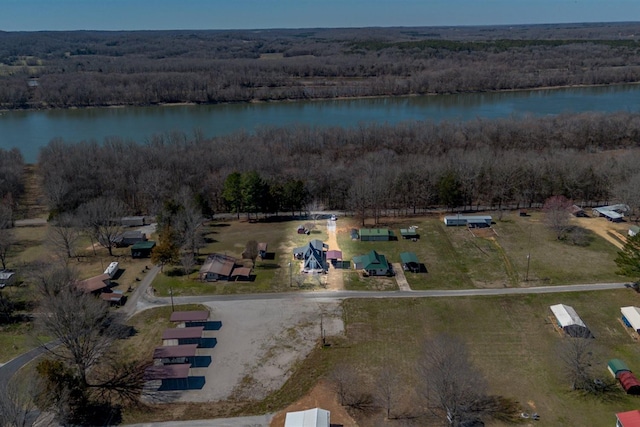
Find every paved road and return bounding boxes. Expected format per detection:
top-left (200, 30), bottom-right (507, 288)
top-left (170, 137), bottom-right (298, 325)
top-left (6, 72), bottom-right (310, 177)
top-left (123, 414), bottom-right (274, 427)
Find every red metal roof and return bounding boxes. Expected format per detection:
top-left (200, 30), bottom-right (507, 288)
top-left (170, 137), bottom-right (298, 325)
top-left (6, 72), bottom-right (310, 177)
top-left (162, 326), bottom-right (204, 340)
top-left (617, 410), bottom-right (640, 426)
top-left (144, 363), bottom-right (191, 380)
top-left (99, 292), bottom-right (123, 302)
top-left (619, 372), bottom-right (640, 394)
top-left (152, 344), bottom-right (198, 359)
top-left (258, 242), bottom-right (268, 252)
top-left (231, 267), bottom-right (252, 278)
top-left (326, 250), bottom-right (342, 260)
top-left (169, 310), bottom-right (209, 322)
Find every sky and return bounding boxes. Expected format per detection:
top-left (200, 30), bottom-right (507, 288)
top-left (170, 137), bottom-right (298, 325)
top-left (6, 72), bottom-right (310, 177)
top-left (1, 0), bottom-right (639, 31)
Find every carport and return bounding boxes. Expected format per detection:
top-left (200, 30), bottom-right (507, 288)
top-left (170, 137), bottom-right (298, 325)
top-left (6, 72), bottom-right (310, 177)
top-left (153, 344), bottom-right (198, 365)
top-left (144, 363), bottom-right (205, 391)
top-left (162, 326), bottom-right (204, 346)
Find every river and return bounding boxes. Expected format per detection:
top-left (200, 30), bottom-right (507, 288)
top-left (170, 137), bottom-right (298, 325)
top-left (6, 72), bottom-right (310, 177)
top-left (2, 84), bottom-right (640, 163)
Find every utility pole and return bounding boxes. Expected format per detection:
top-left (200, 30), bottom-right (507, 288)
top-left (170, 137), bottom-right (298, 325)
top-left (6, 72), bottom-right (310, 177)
top-left (170, 286), bottom-right (175, 312)
top-left (288, 262), bottom-right (293, 287)
top-left (525, 224), bottom-right (532, 281)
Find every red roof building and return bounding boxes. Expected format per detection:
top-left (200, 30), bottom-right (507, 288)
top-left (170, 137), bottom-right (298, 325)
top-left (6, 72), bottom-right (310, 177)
top-left (617, 410), bottom-right (640, 427)
top-left (161, 326), bottom-right (204, 340)
top-left (619, 372), bottom-right (640, 395)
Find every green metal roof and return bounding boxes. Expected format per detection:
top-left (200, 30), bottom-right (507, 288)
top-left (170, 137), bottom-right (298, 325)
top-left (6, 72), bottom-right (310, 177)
top-left (353, 250), bottom-right (389, 271)
top-left (131, 241), bottom-right (156, 250)
top-left (400, 252), bottom-right (419, 265)
top-left (609, 358), bottom-right (631, 374)
top-left (400, 228), bottom-right (418, 236)
top-left (359, 228), bottom-right (392, 237)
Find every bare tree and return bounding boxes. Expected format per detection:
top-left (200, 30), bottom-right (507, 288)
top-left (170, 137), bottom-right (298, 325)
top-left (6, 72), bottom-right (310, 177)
top-left (77, 197), bottom-right (127, 256)
top-left (543, 195), bottom-right (573, 240)
top-left (375, 364), bottom-right (402, 419)
top-left (559, 330), bottom-right (597, 392)
top-left (419, 334), bottom-right (491, 427)
top-left (0, 373), bottom-right (42, 427)
top-left (243, 240), bottom-right (259, 268)
top-left (180, 252), bottom-right (196, 279)
top-left (47, 213), bottom-right (81, 260)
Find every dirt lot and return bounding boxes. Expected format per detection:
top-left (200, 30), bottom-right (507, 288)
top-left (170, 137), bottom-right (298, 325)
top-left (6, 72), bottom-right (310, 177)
top-left (143, 297), bottom-right (344, 404)
top-left (571, 216), bottom-right (629, 249)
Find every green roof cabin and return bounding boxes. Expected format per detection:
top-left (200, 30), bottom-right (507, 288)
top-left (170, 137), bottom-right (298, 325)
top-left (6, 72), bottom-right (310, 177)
top-left (352, 250), bottom-right (391, 276)
top-left (131, 241), bottom-right (156, 258)
top-left (400, 228), bottom-right (419, 240)
top-left (359, 228), bottom-right (394, 241)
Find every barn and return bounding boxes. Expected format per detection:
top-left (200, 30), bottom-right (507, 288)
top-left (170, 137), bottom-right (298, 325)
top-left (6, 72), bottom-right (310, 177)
top-left (621, 306), bottom-right (640, 333)
top-left (608, 359), bottom-right (631, 379)
top-left (359, 228), bottom-right (394, 241)
top-left (284, 408), bottom-right (330, 427)
top-left (549, 304), bottom-right (593, 338)
top-left (592, 204), bottom-right (629, 222)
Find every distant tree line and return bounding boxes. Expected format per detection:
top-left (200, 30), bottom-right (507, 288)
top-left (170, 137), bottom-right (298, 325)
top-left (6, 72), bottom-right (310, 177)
top-left (3, 24), bottom-right (640, 108)
top-left (37, 111), bottom-right (640, 222)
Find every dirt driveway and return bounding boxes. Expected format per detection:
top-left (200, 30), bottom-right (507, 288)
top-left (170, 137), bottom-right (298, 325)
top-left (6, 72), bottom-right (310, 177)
top-left (325, 220), bottom-right (345, 291)
top-left (571, 216), bottom-right (628, 249)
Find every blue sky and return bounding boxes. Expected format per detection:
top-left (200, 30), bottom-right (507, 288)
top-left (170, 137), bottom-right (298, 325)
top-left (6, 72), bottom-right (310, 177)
top-left (2, 0), bottom-right (640, 31)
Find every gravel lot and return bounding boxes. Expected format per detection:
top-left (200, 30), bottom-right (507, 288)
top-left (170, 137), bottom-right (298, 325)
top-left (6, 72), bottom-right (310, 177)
top-left (143, 296), bottom-right (343, 403)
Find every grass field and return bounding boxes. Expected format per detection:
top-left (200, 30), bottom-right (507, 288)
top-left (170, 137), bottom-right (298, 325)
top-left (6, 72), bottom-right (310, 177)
top-left (121, 290), bottom-right (640, 426)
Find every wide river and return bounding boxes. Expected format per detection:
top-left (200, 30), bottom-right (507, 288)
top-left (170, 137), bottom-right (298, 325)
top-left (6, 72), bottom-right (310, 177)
top-left (3, 84), bottom-right (640, 163)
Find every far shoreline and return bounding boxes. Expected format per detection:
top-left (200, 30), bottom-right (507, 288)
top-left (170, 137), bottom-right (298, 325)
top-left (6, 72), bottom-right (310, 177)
top-left (2, 81), bottom-right (640, 113)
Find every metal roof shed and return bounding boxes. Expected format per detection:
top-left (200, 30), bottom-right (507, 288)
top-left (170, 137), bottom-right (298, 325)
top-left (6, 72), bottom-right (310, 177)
top-left (359, 228), bottom-right (393, 241)
top-left (131, 240), bottom-right (156, 258)
top-left (153, 344), bottom-right (198, 359)
top-left (144, 363), bottom-right (191, 381)
top-left (619, 371), bottom-right (640, 395)
top-left (284, 408), bottom-right (330, 427)
top-left (608, 359), bottom-right (631, 378)
top-left (621, 306), bottom-right (640, 333)
top-left (162, 327), bottom-right (204, 340)
top-left (170, 311), bottom-right (210, 323)
top-left (549, 304), bottom-right (593, 338)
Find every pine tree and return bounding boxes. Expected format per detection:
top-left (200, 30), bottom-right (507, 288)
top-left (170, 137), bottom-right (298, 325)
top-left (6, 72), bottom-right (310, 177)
top-left (615, 233), bottom-right (640, 281)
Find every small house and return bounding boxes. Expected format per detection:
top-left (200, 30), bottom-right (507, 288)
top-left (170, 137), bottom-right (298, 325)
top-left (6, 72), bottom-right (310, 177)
top-left (569, 205), bottom-right (587, 217)
top-left (353, 250), bottom-right (391, 276)
top-left (131, 241), bottom-right (156, 258)
top-left (592, 204), bottom-right (629, 222)
top-left (285, 408), bottom-right (330, 427)
top-left (199, 254), bottom-right (237, 281)
top-left (75, 273), bottom-right (111, 294)
top-left (549, 304), bottom-right (593, 338)
top-left (293, 240), bottom-right (328, 273)
top-left (400, 252), bottom-right (420, 273)
top-left (0, 270), bottom-right (16, 287)
top-left (359, 228), bottom-right (394, 241)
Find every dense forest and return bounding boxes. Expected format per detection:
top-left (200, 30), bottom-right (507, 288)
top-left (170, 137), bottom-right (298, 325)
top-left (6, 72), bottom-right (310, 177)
top-left (33, 111), bottom-right (640, 222)
top-left (2, 23), bottom-right (640, 108)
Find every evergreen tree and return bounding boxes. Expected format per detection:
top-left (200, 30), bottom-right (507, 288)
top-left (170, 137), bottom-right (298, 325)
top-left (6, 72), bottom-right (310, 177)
top-left (615, 233), bottom-right (640, 281)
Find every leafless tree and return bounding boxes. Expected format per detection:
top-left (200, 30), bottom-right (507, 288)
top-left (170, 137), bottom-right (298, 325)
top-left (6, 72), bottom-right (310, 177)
top-left (375, 364), bottom-right (402, 419)
top-left (77, 197), bottom-right (127, 256)
top-left (180, 252), bottom-right (196, 279)
top-left (0, 373), bottom-right (42, 427)
top-left (558, 330), bottom-right (598, 392)
top-left (243, 240), bottom-right (259, 268)
top-left (47, 213), bottom-right (81, 260)
top-left (418, 334), bottom-right (491, 427)
top-left (31, 263), bottom-right (77, 298)
top-left (0, 228), bottom-right (15, 270)
top-left (543, 195), bottom-right (574, 240)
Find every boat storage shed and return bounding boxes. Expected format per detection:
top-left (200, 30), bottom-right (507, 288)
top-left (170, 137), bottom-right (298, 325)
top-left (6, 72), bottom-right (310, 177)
top-left (549, 304), bottom-right (593, 338)
top-left (443, 215), bottom-right (492, 227)
top-left (621, 306), bottom-right (640, 333)
top-left (284, 408), bottom-right (330, 427)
